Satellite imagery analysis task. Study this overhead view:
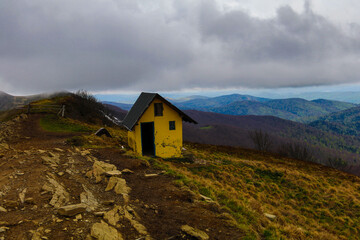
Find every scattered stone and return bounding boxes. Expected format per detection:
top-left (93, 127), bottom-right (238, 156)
top-left (199, 195), bottom-right (214, 203)
top-left (47, 152), bottom-right (56, 158)
top-left (105, 177), bottom-right (130, 196)
top-left (3, 200), bottom-right (18, 209)
top-left (121, 169), bottom-right (134, 174)
top-left (41, 156), bottom-right (59, 169)
top-left (264, 213), bottom-right (276, 220)
top-left (94, 212), bottom-right (105, 217)
top-left (58, 203), bottom-right (87, 217)
top-left (54, 148), bottom-right (64, 152)
top-left (74, 214), bottom-right (83, 222)
top-left (103, 206), bottom-right (124, 226)
top-left (0, 206), bottom-right (7, 212)
top-left (181, 225), bottom-right (209, 240)
top-left (81, 150), bottom-right (91, 156)
top-left (57, 172), bottom-right (64, 176)
top-left (0, 221), bottom-right (9, 226)
top-left (102, 200), bottom-right (115, 206)
top-left (0, 143), bottom-right (10, 150)
top-left (92, 161), bottom-right (117, 183)
top-left (19, 188), bottom-right (27, 204)
top-left (90, 221), bottom-right (123, 240)
top-left (105, 170), bottom-right (122, 177)
top-left (15, 172), bottom-right (24, 176)
top-left (44, 229), bottom-right (51, 234)
top-left (85, 171), bottom-right (93, 178)
top-left (0, 227), bottom-right (9, 233)
top-left (80, 185), bottom-right (99, 211)
top-left (42, 174), bottom-right (70, 208)
top-left (124, 209), bottom-right (149, 237)
top-left (25, 198), bottom-right (35, 204)
top-left (144, 173), bottom-right (158, 178)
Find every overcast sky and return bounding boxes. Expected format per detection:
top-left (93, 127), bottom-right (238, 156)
top-left (1, 0), bottom-right (360, 95)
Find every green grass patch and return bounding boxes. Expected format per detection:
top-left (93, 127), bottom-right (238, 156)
top-left (164, 157), bottom-right (194, 164)
top-left (255, 168), bottom-right (284, 182)
top-left (40, 115), bottom-right (92, 133)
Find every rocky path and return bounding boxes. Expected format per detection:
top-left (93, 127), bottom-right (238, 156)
top-left (0, 114), bottom-right (244, 240)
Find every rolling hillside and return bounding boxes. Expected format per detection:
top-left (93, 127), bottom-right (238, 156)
top-left (0, 94), bottom-right (360, 239)
top-left (182, 110), bottom-right (360, 175)
top-left (103, 102), bottom-right (360, 176)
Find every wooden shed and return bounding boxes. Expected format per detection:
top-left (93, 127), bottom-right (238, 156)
top-left (122, 92), bottom-right (197, 158)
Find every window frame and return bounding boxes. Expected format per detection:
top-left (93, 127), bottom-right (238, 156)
top-left (154, 103), bottom-right (163, 116)
top-left (169, 121), bottom-right (176, 130)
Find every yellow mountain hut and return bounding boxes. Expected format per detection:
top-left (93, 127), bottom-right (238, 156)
top-left (122, 92), bottom-right (197, 158)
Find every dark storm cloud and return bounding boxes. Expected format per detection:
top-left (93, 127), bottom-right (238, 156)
top-left (0, 0), bottom-right (360, 93)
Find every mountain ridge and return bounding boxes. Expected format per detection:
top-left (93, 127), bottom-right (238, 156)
top-left (104, 93), bottom-right (357, 123)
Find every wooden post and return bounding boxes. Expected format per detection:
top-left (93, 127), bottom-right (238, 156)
top-left (61, 105), bottom-right (65, 117)
top-left (27, 104), bottom-right (31, 114)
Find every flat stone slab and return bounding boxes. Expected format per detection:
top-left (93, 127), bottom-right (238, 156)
top-left (105, 170), bottom-right (122, 177)
top-left (58, 203), bottom-right (87, 217)
top-left (121, 169), bottom-right (134, 174)
top-left (264, 213), bottom-right (276, 220)
top-left (181, 225), bottom-right (209, 240)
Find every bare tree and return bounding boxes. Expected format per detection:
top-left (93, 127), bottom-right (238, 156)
top-left (248, 129), bottom-right (272, 152)
top-left (277, 142), bottom-right (314, 162)
top-left (327, 156), bottom-right (347, 169)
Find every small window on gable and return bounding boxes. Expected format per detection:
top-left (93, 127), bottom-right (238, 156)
top-left (169, 121), bottom-right (175, 130)
top-left (154, 103), bottom-right (163, 116)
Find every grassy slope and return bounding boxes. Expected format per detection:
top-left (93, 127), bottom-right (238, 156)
top-left (152, 144), bottom-right (360, 240)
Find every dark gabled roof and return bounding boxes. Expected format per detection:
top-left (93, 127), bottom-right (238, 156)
top-left (122, 92), bottom-right (197, 131)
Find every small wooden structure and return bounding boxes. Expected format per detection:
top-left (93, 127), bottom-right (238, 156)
top-left (16, 104), bottom-right (65, 117)
top-left (122, 92), bottom-right (197, 158)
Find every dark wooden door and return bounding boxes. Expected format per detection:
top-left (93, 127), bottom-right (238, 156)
top-left (141, 122), bottom-right (155, 156)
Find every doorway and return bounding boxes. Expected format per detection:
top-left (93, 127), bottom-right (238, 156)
top-left (141, 122), bottom-right (155, 156)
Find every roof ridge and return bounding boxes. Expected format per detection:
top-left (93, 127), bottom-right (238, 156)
top-left (122, 93), bottom-right (197, 131)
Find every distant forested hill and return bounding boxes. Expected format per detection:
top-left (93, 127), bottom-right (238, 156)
top-left (175, 94), bottom-right (356, 123)
top-left (309, 105), bottom-right (360, 136)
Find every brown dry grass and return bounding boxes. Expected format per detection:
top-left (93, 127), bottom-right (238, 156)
top-left (150, 143), bottom-right (360, 240)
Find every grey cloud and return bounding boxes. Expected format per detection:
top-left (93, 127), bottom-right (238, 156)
top-left (0, 0), bottom-right (360, 94)
top-left (199, 3), bottom-right (359, 62)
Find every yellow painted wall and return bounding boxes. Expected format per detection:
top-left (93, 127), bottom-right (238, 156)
top-left (127, 98), bottom-right (183, 158)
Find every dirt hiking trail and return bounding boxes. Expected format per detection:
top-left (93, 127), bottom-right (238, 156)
top-left (0, 114), bottom-right (244, 240)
